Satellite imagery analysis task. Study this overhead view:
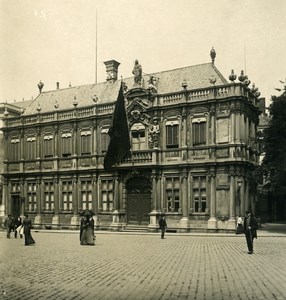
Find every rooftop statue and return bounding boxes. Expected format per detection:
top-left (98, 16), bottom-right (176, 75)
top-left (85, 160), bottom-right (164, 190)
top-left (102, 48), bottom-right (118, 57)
top-left (132, 59), bottom-right (142, 85)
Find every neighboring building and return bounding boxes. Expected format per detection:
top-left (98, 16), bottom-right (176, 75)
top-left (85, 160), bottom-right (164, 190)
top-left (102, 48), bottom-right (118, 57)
top-left (0, 50), bottom-right (261, 232)
top-left (0, 101), bottom-right (33, 225)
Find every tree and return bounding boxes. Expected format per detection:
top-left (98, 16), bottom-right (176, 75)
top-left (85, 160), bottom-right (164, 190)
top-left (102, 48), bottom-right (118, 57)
top-left (262, 92), bottom-right (286, 219)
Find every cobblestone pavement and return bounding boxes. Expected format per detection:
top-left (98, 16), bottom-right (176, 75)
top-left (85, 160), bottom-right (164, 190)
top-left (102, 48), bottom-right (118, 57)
top-left (0, 229), bottom-right (286, 300)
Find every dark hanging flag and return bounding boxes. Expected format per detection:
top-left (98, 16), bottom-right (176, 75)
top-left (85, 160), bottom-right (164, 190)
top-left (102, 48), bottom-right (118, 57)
top-left (104, 82), bottom-right (130, 170)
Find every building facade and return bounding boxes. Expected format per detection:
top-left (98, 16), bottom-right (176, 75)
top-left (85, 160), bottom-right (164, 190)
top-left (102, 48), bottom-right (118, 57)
top-left (1, 51), bottom-right (261, 232)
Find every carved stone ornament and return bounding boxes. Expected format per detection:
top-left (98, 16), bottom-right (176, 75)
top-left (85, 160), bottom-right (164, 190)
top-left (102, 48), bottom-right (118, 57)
top-left (127, 97), bottom-right (152, 126)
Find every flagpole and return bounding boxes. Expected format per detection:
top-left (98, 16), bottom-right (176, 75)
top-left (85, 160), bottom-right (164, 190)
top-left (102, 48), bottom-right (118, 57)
top-left (95, 9), bottom-right (98, 84)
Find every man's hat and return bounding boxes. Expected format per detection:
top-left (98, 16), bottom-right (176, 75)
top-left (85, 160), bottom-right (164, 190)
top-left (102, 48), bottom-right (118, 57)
top-left (246, 210), bottom-right (253, 214)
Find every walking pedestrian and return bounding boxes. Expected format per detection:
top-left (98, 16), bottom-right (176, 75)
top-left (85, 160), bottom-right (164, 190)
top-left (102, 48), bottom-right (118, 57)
top-left (23, 215), bottom-right (35, 246)
top-left (243, 211), bottom-right (259, 254)
top-left (4, 215), bottom-right (14, 238)
top-left (158, 214), bottom-right (167, 239)
top-left (80, 215), bottom-right (95, 246)
top-left (79, 217), bottom-right (84, 241)
top-left (14, 216), bottom-right (23, 239)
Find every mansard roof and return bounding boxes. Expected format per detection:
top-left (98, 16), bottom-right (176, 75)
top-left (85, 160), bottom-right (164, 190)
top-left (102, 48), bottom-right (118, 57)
top-left (22, 62), bottom-right (228, 115)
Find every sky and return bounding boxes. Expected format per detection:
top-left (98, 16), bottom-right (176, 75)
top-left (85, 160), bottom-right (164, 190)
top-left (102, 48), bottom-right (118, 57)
top-left (1, 0), bottom-right (286, 107)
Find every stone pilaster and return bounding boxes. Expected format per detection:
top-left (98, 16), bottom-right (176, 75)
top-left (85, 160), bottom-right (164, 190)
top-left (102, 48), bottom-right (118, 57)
top-left (208, 174), bottom-right (217, 229)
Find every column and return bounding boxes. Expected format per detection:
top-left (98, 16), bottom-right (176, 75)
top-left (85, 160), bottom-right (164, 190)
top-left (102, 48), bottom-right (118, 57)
top-left (235, 113), bottom-right (240, 143)
top-left (239, 179), bottom-right (245, 217)
top-left (208, 174), bottom-right (217, 229)
top-left (19, 180), bottom-right (25, 217)
top-left (179, 169), bottom-right (190, 232)
top-left (70, 177), bottom-right (79, 228)
top-left (228, 175), bottom-right (236, 229)
top-left (34, 179), bottom-right (42, 228)
top-left (52, 178), bottom-right (60, 228)
top-left (111, 173), bottom-right (120, 229)
top-left (245, 179), bottom-right (250, 212)
top-left (54, 125), bottom-right (58, 170)
top-left (1, 180), bottom-right (8, 226)
top-left (93, 176), bottom-right (100, 228)
top-left (148, 170), bottom-right (159, 231)
top-left (231, 109), bottom-right (235, 143)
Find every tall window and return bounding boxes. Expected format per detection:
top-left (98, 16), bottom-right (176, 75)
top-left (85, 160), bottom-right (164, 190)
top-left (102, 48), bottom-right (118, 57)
top-left (166, 177), bottom-right (180, 212)
top-left (192, 119), bottom-right (206, 146)
top-left (27, 183), bottom-right (37, 212)
top-left (81, 130), bottom-right (91, 155)
top-left (101, 128), bottom-right (110, 153)
top-left (61, 133), bottom-right (72, 157)
top-left (131, 123), bottom-right (146, 151)
top-left (10, 138), bottom-right (20, 161)
top-left (166, 122), bottom-right (179, 149)
top-left (193, 176), bottom-right (207, 213)
top-left (101, 179), bottom-right (113, 211)
top-left (26, 136), bottom-right (36, 160)
top-left (62, 181), bottom-right (73, 211)
top-left (44, 182), bottom-right (54, 211)
top-left (81, 181), bottom-right (92, 210)
top-left (43, 135), bottom-right (54, 158)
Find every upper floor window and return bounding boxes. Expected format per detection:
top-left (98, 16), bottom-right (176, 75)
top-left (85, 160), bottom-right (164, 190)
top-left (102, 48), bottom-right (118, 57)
top-left (192, 118), bottom-right (206, 146)
top-left (9, 138), bottom-right (20, 161)
top-left (100, 128), bottom-right (110, 153)
top-left (131, 123), bottom-right (146, 151)
top-left (43, 135), bottom-right (54, 158)
top-left (166, 121), bottom-right (179, 149)
top-left (61, 132), bottom-right (72, 157)
top-left (80, 130), bottom-right (91, 155)
top-left (26, 136), bottom-right (36, 160)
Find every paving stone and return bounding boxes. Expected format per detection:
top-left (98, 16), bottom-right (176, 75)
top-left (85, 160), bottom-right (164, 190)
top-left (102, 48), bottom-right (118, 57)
top-left (0, 230), bottom-right (286, 300)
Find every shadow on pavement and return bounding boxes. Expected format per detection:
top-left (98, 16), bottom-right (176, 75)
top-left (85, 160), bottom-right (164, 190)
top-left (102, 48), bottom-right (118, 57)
top-left (259, 222), bottom-right (286, 234)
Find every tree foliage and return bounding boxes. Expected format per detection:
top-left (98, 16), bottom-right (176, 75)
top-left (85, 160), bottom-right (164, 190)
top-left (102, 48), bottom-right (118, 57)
top-left (262, 93), bottom-right (286, 194)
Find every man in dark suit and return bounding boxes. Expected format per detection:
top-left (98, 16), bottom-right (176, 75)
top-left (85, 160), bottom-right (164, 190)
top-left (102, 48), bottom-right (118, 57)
top-left (158, 214), bottom-right (167, 239)
top-left (243, 211), bottom-right (259, 254)
top-left (4, 215), bottom-right (14, 238)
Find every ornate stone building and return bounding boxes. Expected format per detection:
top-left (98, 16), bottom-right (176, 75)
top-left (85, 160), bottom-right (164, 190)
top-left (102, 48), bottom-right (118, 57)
top-left (1, 50), bottom-right (261, 232)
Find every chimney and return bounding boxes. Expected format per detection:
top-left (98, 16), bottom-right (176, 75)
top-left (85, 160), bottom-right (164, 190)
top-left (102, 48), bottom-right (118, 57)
top-left (103, 60), bottom-right (120, 83)
top-left (56, 82), bottom-right (59, 90)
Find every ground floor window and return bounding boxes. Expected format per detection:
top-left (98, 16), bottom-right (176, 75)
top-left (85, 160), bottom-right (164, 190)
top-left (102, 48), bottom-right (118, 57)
top-left (44, 182), bottom-right (54, 211)
top-left (62, 181), bottom-right (73, 211)
top-left (101, 179), bottom-right (113, 211)
top-left (27, 183), bottom-right (37, 212)
top-left (193, 176), bottom-right (207, 213)
top-left (166, 177), bottom-right (180, 212)
top-left (81, 181), bottom-right (92, 210)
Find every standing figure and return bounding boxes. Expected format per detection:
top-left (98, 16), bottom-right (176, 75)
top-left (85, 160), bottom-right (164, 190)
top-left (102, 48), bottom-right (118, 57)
top-left (235, 215), bottom-right (244, 234)
top-left (243, 211), bottom-right (259, 254)
top-left (23, 215), bottom-right (35, 246)
top-left (4, 215), bottom-right (13, 238)
top-left (14, 216), bottom-right (23, 239)
top-left (80, 215), bottom-right (95, 246)
top-left (132, 59), bottom-right (142, 85)
top-left (90, 216), bottom-right (95, 242)
top-left (158, 214), bottom-right (167, 239)
top-left (148, 119), bottom-right (160, 148)
top-left (79, 217), bottom-right (84, 241)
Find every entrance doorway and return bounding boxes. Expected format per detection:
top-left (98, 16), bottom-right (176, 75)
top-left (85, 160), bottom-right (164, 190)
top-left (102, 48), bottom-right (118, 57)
top-left (11, 195), bottom-right (21, 218)
top-left (126, 177), bottom-right (151, 225)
